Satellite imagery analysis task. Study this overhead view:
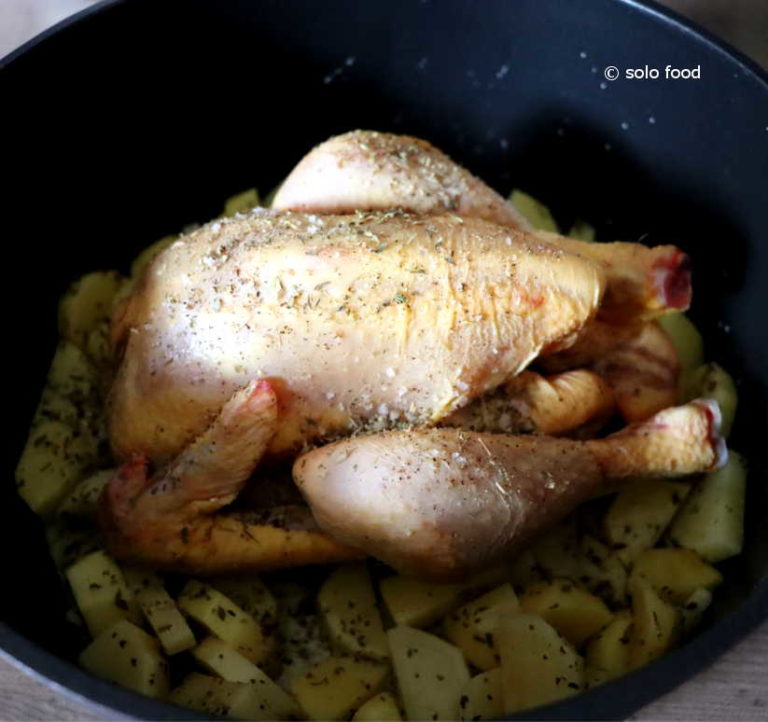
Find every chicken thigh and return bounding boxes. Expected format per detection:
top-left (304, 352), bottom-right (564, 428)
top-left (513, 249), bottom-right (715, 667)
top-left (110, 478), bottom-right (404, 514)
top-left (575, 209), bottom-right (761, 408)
top-left (295, 400), bottom-right (725, 579)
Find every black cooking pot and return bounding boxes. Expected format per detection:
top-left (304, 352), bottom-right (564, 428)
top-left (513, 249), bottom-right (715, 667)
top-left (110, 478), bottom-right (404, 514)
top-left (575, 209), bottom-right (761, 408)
top-left (2, 0), bottom-right (767, 719)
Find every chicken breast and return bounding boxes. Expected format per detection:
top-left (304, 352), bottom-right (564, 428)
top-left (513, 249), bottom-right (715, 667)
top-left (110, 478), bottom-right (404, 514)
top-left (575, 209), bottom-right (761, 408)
top-left (295, 400), bottom-right (725, 579)
top-left (109, 211), bottom-right (604, 464)
top-left (274, 130), bottom-right (691, 325)
top-left (273, 130), bottom-right (531, 229)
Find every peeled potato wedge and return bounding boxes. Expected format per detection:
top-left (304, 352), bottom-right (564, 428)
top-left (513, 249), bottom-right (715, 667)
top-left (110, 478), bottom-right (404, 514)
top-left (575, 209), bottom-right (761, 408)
top-left (668, 452), bottom-right (746, 563)
top-left (170, 672), bottom-right (296, 720)
top-left (497, 612), bottom-right (584, 713)
top-left (178, 580), bottom-right (275, 665)
top-left (629, 548), bottom-right (722, 605)
top-left (353, 692), bottom-right (403, 722)
top-left (680, 588), bottom-right (714, 634)
top-left (604, 480), bottom-right (691, 565)
top-left (209, 575), bottom-right (278, 628)
top-left (290, 656), bottom-right (388, 721)
top-left (685, 363), bottom-right (737, 436)
top-left (568, 219), bottom-right (596, 242)
top-left (627, 580), bottom-right (680, 671)
top-left (56, 469), bottom-right (114, 520)
top-left (657, 313), bottom-right (704, 397)
top-left (443, 584), bottom-right (518, 670)
top-left (584, 611), bottom-right (632, 688)
top-left (16, 419), bottom-right (99, 518)
top-left (459, 668), bottom-right (504, 721)
top-left (58, 271), bottom-right (126, 351)
top-left (130, 235), bottom-right (177, 279)
top-left (318, 563), bottom-right (388, 660)
top-left (509, 189), bottom-right (559, 232)
top-left (380, 567), bottom-right (506, 629)
top-left (123, 567), bottom-right (195, 655)
top-left (388, 626), bottom-right (470, 721)
top-left (80, 619), bottom-right (169, 698)
top-left (520, 579), bottom-right (614, 648)
top-left (66, 550), bottom-right (141, 637)
top-left (222, 188), bottom-right (260, 217)
top-left (191, 636), bottom-right (299, 717)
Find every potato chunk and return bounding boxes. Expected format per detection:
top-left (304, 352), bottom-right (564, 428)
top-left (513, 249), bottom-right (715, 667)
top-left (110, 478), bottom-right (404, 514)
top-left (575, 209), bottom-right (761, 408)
top-left (388, 626), bottom-right (470, 721)
top-left (520, 579), bottom-right (614, 647)
top-left (380, 576), bottom-right (464, 628)
top-left (380, 567), bottom-right (506, 628)
top-left (627, 581), bottom-right (680, 670)
top-left (497, 613), bottom-right (584, 713)
top-left (16, 420), bottom-right (99, 518)
top-left (604, 480), bottom-right (691, 564)
top-left (170, 672), bottom-right (296, 720)
top-left (131, 235), bottom-right (176, 278)
top-left (318, 563), bottom-right (388, 660)
top-left (459, 668), bottom-right (504, 721)
top-left (178, 580), bottom-right (274, 665)
top-left (668, 452), bottom-right (746, 562)
top-left (290, 656), bottom-right (388, 721)
top-left (223, 188), bottom-right (260, 217)
top-left (681, 588), bottom-right (714, 633)
top-left (584, 612), bottom-right (632, 687)
top-left (191, 637), bottom-right (299, 716)
top-left (629, 548), bottom-right (722, 604)
top-left (686, 363), bottom-right (737, 436)
top-left (66, 550), bottom-right (140, 637)
top-left (509, 189), bottom-right (559, 232)
top-left (443, 584), bottom-right (518, 670)
top-left (123, 567), bottom-right (195, 655)
top-left (353, 692), bottom-right (402, 722)
top-left (658, 313), bottom-right (703, 396)
top-left (80, 619), bottom-right (168, 698)
top-left (56, 469), bottom-right (113, 520)
top-left (59, 271), bottom-right (125, 351)
top-left (209, 574), bottom-right (278, 628)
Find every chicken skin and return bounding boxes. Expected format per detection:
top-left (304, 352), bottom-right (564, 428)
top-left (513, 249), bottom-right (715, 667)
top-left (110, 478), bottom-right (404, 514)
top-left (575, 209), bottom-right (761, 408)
top-left (295, 400), bottom-right (726, 580)
top-left (592, 321), bottom-right (680, 421)
top-left (100, 380), bottom-right (363, 572)
top-left (109, 210), bottom-right (604, 465)
top-left (100, 134), bottom-right (702, 579)
top-left (274, 131), bottom-right (691, 324)
top-left (273, 130), bottom-right (531, 230)
top-left (443, 369), bottom-right (615, 435)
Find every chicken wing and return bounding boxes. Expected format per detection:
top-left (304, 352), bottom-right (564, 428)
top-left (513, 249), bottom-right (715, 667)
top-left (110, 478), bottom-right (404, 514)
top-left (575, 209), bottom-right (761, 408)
top-left (100, 379), bottom-right (362, 573)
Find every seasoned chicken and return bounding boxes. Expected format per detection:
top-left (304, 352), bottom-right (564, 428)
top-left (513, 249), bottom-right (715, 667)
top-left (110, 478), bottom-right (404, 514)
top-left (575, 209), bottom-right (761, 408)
top-left (443, 369), bottom-right (615, 435)
top-left (273, 129), bottom-right (531, 230)
top-left (592, 321), bottom-right (680, 421)
top-left (294, 400), bottom-right (725, 580)
top-left (537, 319), bottom-right (643, 373)
top-left (100, 380), bottom-right (362, 573)
top-left (274, 130), bottom-right (691, 324)
top-left (109, 211), bottom-right (604, 465)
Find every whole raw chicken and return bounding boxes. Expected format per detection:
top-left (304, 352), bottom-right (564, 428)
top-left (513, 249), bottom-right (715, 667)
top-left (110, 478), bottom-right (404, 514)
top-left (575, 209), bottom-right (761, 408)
top-left (101, 132), bottom-right (714, 578)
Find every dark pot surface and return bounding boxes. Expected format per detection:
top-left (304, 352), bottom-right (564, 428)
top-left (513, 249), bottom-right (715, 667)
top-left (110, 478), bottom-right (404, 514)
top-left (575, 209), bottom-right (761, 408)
top-left (2, 0), bottom-right (767, 719)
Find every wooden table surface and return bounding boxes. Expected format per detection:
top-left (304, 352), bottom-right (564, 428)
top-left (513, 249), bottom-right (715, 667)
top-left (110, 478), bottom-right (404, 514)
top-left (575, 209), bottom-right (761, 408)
top-left (2, 1), bottom-right (767, 719)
